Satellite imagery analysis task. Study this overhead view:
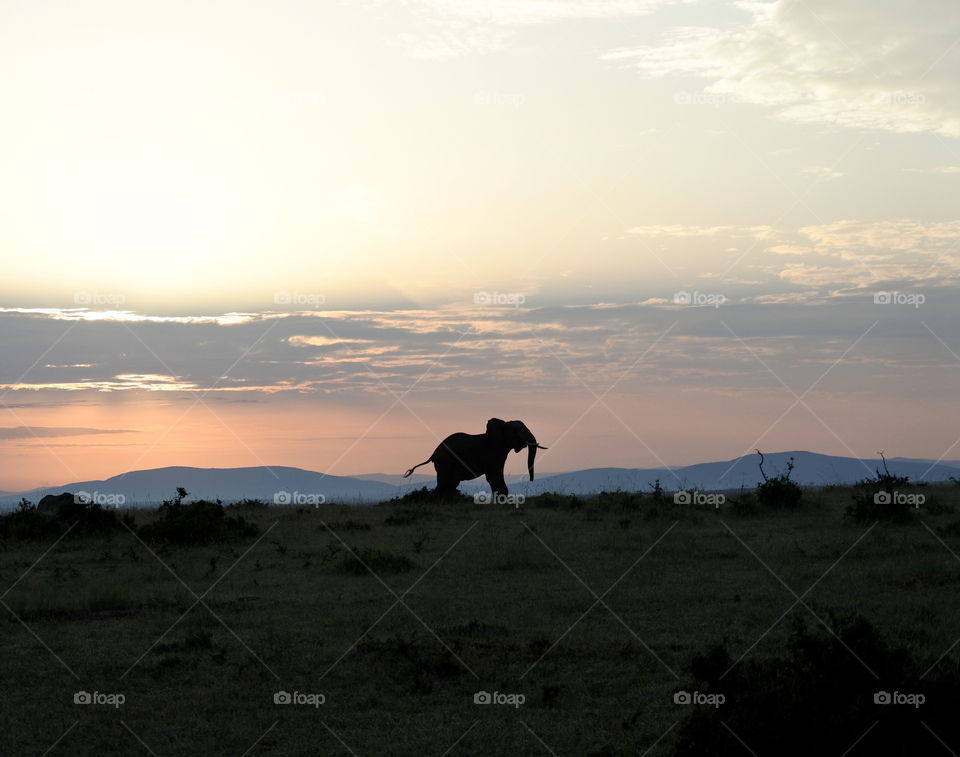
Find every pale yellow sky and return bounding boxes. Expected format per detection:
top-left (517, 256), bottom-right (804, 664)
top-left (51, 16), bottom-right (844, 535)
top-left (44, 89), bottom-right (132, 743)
top-left (1, 0), bottom-right (959, 490)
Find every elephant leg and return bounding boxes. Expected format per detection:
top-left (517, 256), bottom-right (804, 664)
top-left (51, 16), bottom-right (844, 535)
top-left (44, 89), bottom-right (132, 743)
top-left (435, 473), bottom-right (461, 498)
top-left (486, 471), bottom-right (508, 498)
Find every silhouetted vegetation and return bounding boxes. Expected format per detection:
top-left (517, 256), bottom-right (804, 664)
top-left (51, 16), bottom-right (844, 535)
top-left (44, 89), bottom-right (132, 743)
top-left (389, 486), bottom-right (472, 506)
top-left (3, 484), bottom-right (960, 754)
top-left (672, 615), bottom-right (960, 756)
top-left (137, 488), bottom-right (259, 544)
top-left (755, 450), bottom-right (804, 509)
top-left (847, 453), bottom-right (915, 523)
top-left (0, 495), bottom-right (133, 541)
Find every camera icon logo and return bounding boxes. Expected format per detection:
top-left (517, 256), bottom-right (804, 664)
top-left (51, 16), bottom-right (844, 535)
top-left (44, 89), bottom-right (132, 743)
top-left (474, 691), bottom-right (491, 705)
top-left (474, 491), bottom-right (491, 504)
top-left (274, 291), bottom-right (292, 305)
top-left (673, 291), bottom-right (692, 305)
top-left (673, 691), bottom-right (691, 705)
top-left (273, 491), bottom-right (292, 505)
top-left (274, 691), bottom-right (292, 705)
top-left (874, 691), bottom-right (891, 705)
top-left (874, 292), bottom-right (892, 305)
top-left (874, 491), bottom-right (892, 505)
top-left (74, 691), bottom-right (92, 704)
top-left (674, 491), bottom-right (691, 505)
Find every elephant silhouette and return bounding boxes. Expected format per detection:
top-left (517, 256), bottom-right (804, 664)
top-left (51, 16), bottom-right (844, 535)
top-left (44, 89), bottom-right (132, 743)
top-left (403, 418), bottom-right (546, 497)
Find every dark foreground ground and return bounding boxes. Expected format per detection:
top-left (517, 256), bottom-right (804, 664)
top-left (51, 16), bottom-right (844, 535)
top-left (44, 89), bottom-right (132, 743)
top-left (1, 485), bottom-right (959, 755)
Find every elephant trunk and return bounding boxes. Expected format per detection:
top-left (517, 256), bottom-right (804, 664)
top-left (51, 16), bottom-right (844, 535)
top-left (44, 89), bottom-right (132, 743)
top-left (527, 443), bottom-right (537, 481)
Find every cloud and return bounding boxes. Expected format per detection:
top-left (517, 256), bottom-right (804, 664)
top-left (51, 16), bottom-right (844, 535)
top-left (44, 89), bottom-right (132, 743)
top-left (0, 375), bottom-right (200, 393)
top-left (800, 167), bottom-right (845, 181)
top-left (627, 219), bottom-right (960, 296)
top-left (0, 426), bottom-right (137, 439)
top-left (604, 0), bottom-right (960, 137)
top-left (903, 166), bottom-right (960, 174)
top-left (374, 0), bottom-right (690, 58)
top-left (0, 294), bottom-right (957, 409)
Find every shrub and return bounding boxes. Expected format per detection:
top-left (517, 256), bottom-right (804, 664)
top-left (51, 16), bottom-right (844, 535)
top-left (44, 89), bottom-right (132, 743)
top-left (755, 451), bottom-right (803, 509)
top-left (672, 615), bottom-right (960, 756)
top-left (138, 489), bottom-right (259, 545)
top-left (846, 454), bottom-right (913, 523)
top-left (0, 496), bottom-right (133, 540)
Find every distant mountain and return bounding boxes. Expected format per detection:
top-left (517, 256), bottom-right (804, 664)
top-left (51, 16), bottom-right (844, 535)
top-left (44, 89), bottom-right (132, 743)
top-left (890, 457), bottom-right (960, 469)
top-left (351, 473), bottom-right (435, 486)
top-left (0, 466), bottom-right (396, 509)
top-left (492, 451), bottom-right (960, 497)
top-left (2, 452), bottom-right (957, 510)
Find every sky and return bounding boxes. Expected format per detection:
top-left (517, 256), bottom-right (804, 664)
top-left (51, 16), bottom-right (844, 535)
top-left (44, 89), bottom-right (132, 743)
top-left (1, 0), bottom-right (959, 491)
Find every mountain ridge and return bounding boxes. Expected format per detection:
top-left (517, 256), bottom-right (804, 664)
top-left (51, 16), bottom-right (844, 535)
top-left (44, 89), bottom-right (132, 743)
top-left (3, 451), bottom-right (957, 509)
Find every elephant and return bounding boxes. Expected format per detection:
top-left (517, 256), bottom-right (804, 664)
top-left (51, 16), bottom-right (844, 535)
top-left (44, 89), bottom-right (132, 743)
top-left (402, 418), bottom-right (547, 498)
top-left (37, 492), bottom-right (78, 515)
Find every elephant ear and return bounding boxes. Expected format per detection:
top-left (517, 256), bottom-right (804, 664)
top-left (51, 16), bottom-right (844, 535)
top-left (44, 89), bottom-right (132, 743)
top-left (507, 420), bottom-right (531, 453)
top-left (486, 418), bottom-right (507, 443)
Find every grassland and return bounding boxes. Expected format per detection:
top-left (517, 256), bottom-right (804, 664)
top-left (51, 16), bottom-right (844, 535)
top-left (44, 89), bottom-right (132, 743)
top-left (1, 485), bottom-right (959, 755)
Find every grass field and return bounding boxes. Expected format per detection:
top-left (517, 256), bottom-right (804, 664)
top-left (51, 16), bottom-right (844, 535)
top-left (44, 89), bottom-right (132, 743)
top-left (2, 485), bottom-right (959, 756)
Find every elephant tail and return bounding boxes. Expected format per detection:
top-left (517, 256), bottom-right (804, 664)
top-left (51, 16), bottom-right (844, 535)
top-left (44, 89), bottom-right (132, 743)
top-left (403, 458), bottom-right (433, 478)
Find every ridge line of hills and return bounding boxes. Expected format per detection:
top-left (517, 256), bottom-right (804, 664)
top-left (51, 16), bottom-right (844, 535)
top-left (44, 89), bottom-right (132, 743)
top-left (2, 451), bottom-right (958, 509)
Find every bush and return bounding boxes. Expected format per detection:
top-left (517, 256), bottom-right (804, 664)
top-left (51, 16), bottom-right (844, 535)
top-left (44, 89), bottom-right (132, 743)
top-left (846, 455), bottom-right (913, 523)
top-left (0, 497), bottom-right (133, 540)
top-left (672, 615), bottom-right (960, 756)
top-left (755, 453), bottom-right (803, 509)
top-left (138, 489), bottom-right (259, 545)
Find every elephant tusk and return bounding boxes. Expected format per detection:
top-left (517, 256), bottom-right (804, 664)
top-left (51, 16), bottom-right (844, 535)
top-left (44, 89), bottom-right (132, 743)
top-left (535, 444), bottom-right (548, 449)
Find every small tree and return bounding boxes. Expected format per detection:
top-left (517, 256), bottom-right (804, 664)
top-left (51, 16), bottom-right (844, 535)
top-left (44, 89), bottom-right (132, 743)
top-left (755, 450), bottom-right (803, 509)
top-left (846, 451), bottom-right (912, 523)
